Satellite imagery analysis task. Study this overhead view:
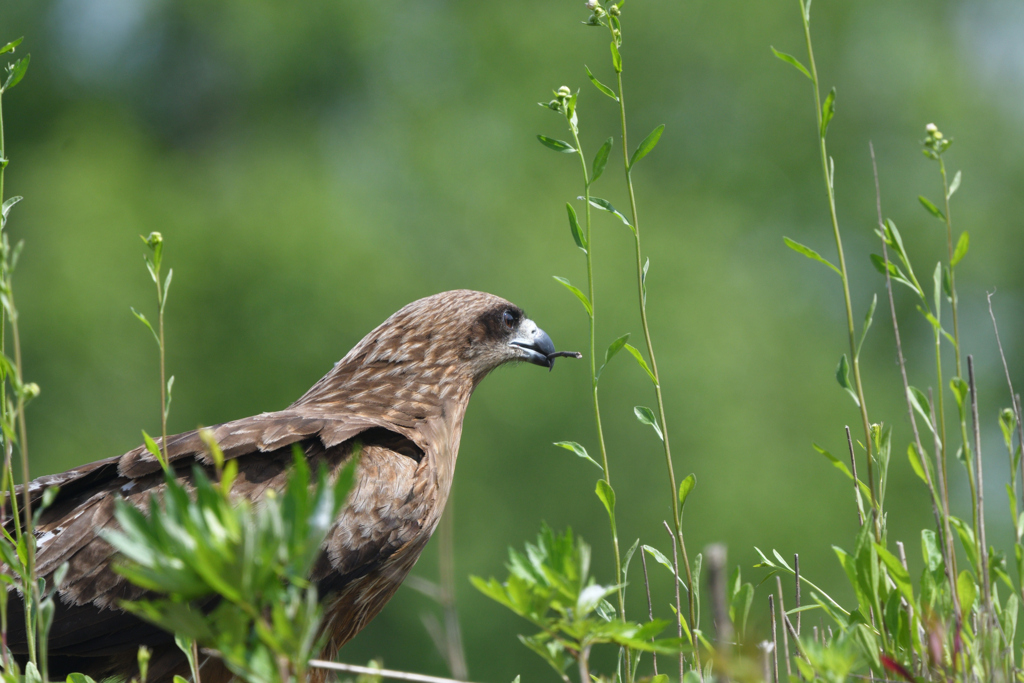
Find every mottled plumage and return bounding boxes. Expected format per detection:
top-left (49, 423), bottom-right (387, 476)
top-left (3, 290), bottom-right (569, 683)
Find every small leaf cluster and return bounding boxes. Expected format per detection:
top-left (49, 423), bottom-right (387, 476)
top-left (471, 526), bottom-right (685, 681)
top-left (102, 447), bottom-right (359, 683)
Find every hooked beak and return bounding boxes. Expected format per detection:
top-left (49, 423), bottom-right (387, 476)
top-left (509, 319), bottom-right (581, 371)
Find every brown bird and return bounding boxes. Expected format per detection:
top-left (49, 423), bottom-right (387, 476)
top-left (3, 290), bottom-right (576, 683)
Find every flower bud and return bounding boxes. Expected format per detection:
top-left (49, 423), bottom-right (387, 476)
top-left (585, 0), bottom-right (599, 9)
top-left (557, 85), bottom-right (572, 98)
top-left (608, 4), bottom-right (620, 16)
top-left (925, 123), bottom-right (938, 134)
top-left (144, 232), bottom-right (163, 250)
top-left (23, 382), bottom-right (40, 401)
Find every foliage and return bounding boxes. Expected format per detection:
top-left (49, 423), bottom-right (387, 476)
top-left (103, 447), bottom-right (359, 683)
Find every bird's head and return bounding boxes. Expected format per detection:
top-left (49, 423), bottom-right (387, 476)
top-left (352, 290), bottom-right (579, 382)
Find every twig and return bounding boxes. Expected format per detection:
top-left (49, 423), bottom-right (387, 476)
top-left (641, 550), bottom-right (658, 675)
top-left (769, 595), bottom-right (779, 683)
top-left (968, 357), bottom-right (993, 623)
top-left (775, 577), bottom-right (791, 679)
top-left (437, 506), bottom-right (468, 680)
top-left (987, 292), bottom-right (1024, 513)
top-left (794, 554), bottom-right (801, 636)
top-left (870, 142), bottom-right (961, 626)
top-left (665, 521), bottom-right (684, 682)
top-left (309, 661), bottom-right (479, 683)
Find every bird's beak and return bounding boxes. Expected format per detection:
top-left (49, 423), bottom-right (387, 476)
top-left (509, 318), bottom-right (558, 370)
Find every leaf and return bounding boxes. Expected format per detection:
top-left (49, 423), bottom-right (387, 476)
top-left (3, 54), bottom-right (30, 92)
top-left (585, 65), bottom-right (618, 101)
top-left (957, 570), bottom-right (977, 611)
top-left (553, 441), bottom-right (603, 471)
top-left (835, 354), bottom-right (860, 407)
top-left (566, 203), bottom-right (587, 251)
top-left (856, 293), bottom-right (876, 359)
top-left (131, 307), bottom-right (161, 345)
top-left (770, 46), bottom-right (812, 80)
top-left (678, 474), bottom-right (696, 509)
top-left (907, 443), bottom-right (927, 484)
top-left (907, 386), bottom-right (935, 435)
top-left (552, 276), bottom-right (592, 317)
top-left (876, 544), bottom-right (914, 604)
top-left (596, 479), bottom-right (616, 517)
top-left (604, 333), bottom-right (630, 366)
top-left (536, 135), bottom-right (576, 154)
top-left (820, 87), bottom-right (836, 138)
top-left (813, 443), bottom-right (852, 479)
top-left (951, 231), bottom-right (969, 266)
top-left (591, 137), bottom-right (613, 183)
top-left (0, 38), bottom-right (23, 55)
top-left (624, 343), bottom-right (658, 385)
top-left (918, 196), bottom-right (945, 221)
top-left (2, 196), bottom-right (23, 221)
top-left (610, 41), bottom-right (622, 73)
top-left (629, 124), bottom-right (665, 170)
top-left (584, 196), bottom-right (632, 228)
top-left (634, 406), bottom-right (664, 441)
top-left (784, 237), bottom-right (841, 276)
top-left (947, 170), bottom-right (961, 198)
top-left (597, 333), bottom-right (630, 380)
top-left (141, 430), bottom-right (167, 469)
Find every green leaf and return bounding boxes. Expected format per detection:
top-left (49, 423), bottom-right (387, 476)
top-left (678, 474), bottom-right (696, 509)
top-left (820, 87), bottom-right (836, 138)
top-left (552, 276), bottom-right (592, 317)
top-left (876, 544), bottom-right (914, 604)
top-left (596, 479), bottom-right (616, 517)
top-left (907, 443), bottom-right (927, 484)
top-left (0, 38), bottom-right (23, 55)
top-left (1, 196), bottom-right (23, 222)
top-left (131, 307), bottom-right (161, 346)
top-left (784, 237), bottom-right (841, 276)
top-left (629, 124), bottom-right (665, 170)
top-left (610, 41), bottom-right (622, 73)
top-left (591, 137), bottom-right (613, 183)
top-left (624, 343), bottom-right (658, 385)
top-left (918, 195), bottom-right (945, 221)
top-left (907, 386), bottom-right (935, 435)
top-left (951, 231), bottom-right (969, 266)
top-left (536, 135), bottom-right (576, 153)
top-left (566, 203), bottom-right (587, 252)
top-left (3, 54), bottom-right (30, 92)
top-left (835, 354), bottom-right (860, 407)
top-left (584, 196), bottom-right (633, 228)
top-left (634, 406), bottom-right (664, 441)
top-left (813, 443), bottom-right (852, 479)
top-left (597, 333), bottom-right (630, 380)
top-left (141, 430), bottom-right (167, 469)
top-left (856, 293), bottom-right (876, 359)
top-left (957, 570), bottom-right (977, 611)
top-left (554, 441), bottom-right (603, 471)
top-left (770, 46), bottom-right (812, 80)
top-left (947, 170), bottom-right (961, 199)
top-left (585, 65), bottom-right (618, 101)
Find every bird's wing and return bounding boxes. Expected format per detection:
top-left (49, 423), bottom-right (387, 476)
top-left (3, 409), bottom-right (431, 672)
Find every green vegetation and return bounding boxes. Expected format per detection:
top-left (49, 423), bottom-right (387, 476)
top-left (2, 1), bottom-right (1024, 682)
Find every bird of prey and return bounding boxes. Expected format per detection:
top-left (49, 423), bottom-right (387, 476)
top-left (3, 290), bottom-right (576, 683)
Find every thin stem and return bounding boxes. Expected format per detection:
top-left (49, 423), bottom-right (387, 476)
top-left (157, 276), bottom-right (169, 465)
top-left (968, 358), bottom-right (992, 621)
top-left (665, 521), bottom-right (684, 683)
top-left (568, 118), bottom-right (626, 638)
top-left (798, 0), bottom-right (877, 538)
top-left (605, 16), bottom-right (699, 672)
top-left (870, 142), bottom-right (962, 626)
top-left (641, 550), bottom-right (658, 675)
top-left (987, 292), bottom-right (1024, 522)
top-left (309, 661), bottom-right (483, 683)
top-left (438, 505), bottom-right (468, 680)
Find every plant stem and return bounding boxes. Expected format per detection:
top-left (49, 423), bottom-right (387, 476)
top-left (568, 122), bottom-right (625, 632)
top-left (604, 16), bottom-right (700, 674)
top-left (797, 0), bottom-right (877, 539)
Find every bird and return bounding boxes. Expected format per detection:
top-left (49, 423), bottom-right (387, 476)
top-left (3, 289), bottom-right (578, 683)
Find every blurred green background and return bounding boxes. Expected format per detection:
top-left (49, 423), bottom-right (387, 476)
top-left (3, 0), bottom-right (1023, 679)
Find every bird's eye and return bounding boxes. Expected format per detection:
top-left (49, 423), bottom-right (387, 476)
top-left (502, 310), bottom-right (516, 329)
